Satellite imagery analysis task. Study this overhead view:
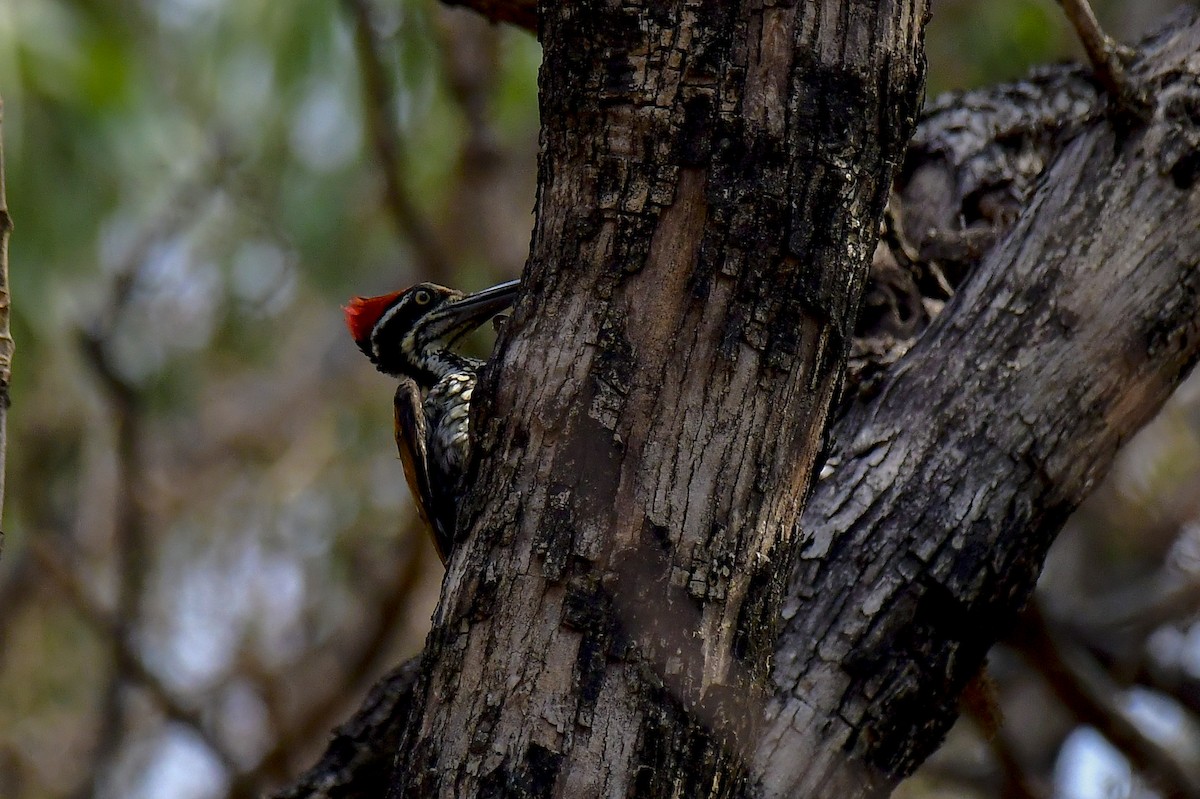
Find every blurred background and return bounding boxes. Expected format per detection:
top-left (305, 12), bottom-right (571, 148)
top-left (0, 1), bottom-right (1195, 797)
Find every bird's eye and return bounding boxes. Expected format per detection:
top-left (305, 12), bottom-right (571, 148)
top-left (414, 290), bottom-right (431, 305)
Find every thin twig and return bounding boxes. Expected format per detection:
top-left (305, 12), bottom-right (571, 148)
top-left (344, 0), bottom-right (453, 283)
top-left (1056, 0), bottom-right (1150, 116)
top-left (0, 98), bottom-right (13, 539)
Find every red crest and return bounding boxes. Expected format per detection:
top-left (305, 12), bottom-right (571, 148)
top-left (343, 291), bottom-right (403, 343)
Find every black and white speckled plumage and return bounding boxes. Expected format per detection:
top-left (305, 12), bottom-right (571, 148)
top-left (347, 280), bottom-right (518, 563)
top-left (426, 369), bottom-right (475, 479)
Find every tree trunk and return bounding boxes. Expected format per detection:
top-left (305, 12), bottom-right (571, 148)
top-left (276, 7), bottom-right (1200, 799)
top-left (388, 1), bottom-right (928, 796)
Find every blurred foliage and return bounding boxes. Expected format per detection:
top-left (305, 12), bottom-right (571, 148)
top-left (926, 0), bottom-right (1072, 94)
top-left (924, 0), bottom-right (1168, 94)
top-left (0, 0), bottom-right (1195, 798)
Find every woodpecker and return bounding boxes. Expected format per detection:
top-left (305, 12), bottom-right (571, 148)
top-left (344, 279), bottom-right (520, 563)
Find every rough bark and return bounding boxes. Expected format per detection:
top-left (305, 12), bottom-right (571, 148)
top-left (760, 14), bottom-right (1200, 797)
top-left (388, 1), bottom-right (928, 797)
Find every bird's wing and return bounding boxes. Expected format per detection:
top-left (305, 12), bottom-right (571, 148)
top-left (393, 378), bottom-right (451, 564)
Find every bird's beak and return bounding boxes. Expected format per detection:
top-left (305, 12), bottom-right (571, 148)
top-left (450, 279), bottom-right (521, 318)
top-left (431, 278), bottom-right (521, 343)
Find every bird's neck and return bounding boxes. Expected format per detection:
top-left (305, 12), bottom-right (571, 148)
top-left (410, 348), bottom-right (477, 388)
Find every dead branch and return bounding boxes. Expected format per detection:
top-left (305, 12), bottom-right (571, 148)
top-left (761, 13), bottom-right (1200, 794)
top-left (1056, 0), bottom-right (1149, 115)
top-left (0, 99), bottom-right (12, 540)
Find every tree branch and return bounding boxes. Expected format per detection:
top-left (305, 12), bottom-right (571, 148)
top-left (761, 13), bottom-right (1200, 796)
top-left (438, 0), bottom-right (536, 34)
top-left (74, 285), bottom-right (155, 799)
top-left (70, 165), bottom-right (223, 797)
top-left (0, 99), bottom-right (12, 543)
top-left (1056, 0), bottom-right (1149, 116)
top-left (1011, 604), bottom-right (1200, 798)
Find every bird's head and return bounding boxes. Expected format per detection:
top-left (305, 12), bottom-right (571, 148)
top-left (343, 279), bottom-right (519, 381)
